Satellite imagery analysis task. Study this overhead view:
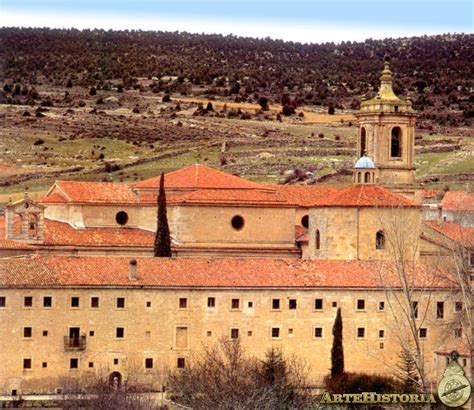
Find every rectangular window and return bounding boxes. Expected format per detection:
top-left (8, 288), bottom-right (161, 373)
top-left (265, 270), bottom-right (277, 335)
top-left (379, 329), bottom-right (385, 339)
top-left (207, 331), bottom-right (212, 337)
top-left (23, 327), bottom-right (32, 338)
top-left (23, 358), bottom-right (31, 369)
top-left (0, 296), bottom-right (5, 307)
top-left (247, 301), bottom-right (253, 308)
top-left (89, 362), bottom-right (94, 368)
top-left (314, 299), bottom-right (323, 310)
top-left (231, 298), bottom-right (240, 310)
top-left (113, 358), bottom-right (119, 365)
top-left (145, 358), bottom-right (153, 369)
top-left (70, 358), bottom-right (78, 369)
top-left (207, 297), bottom-right (215, 308)
top-left (43, 296), bottom-right (52, 308)
top-left (230, 328), bottom-right (239, 339)
top-left (90, 297), bottom-right (99, 308)
top-left (146, 301), bottom-right (151, 307)
top-left (89, 330), bottom-right (94, 337)
top-left (179, 298), bottom-right (187, 309)
top-left (175, 327), bottom-right (188, 349)
top-left (288, 328), bottom-right (293, 335)
top-left (419, 328), bottom-right (427, 339)
top-left (455, 301), bottom-right (463, 313)
top-left (272, 299), bottom-right (280, 310)
top-left (332, 301), bottom-right (337, 308)
top-left (271, 327), bottom-right (280, 338)
top-left (314, 327), bottom-right (323, 338)
top-left (454, 328), bottom-right (462, 338)
top-left (24, 296), bottom-right (33, 307)
top-left (247, 330), bottom-right (253, 337)
top-left (356, 299), bottom-right (365, 311)
top-left (71, 297), bottom-right (80, 308)
top-left (42, 362), bottom-right (47, 368)
top-left (357, 327), bottom-right (365, 338)
top-left (289, 299), bottom-right (297, 310)
top-left (380, 342), bottom-right (384, 350)
top-left (43, 330), bottom-right (48, 336)
top-left (378, 301), bottom-right (385, 311)
top-left (412, 301), bottom-right (418, 319)
top-left (116, 298), bottom-right (125, 309)
top-left (436, 302), bottom-right (444, 319)
top-left (116, 327), bottom-right (124, 338)
top-left (177, 358), bottom-right (185, 368)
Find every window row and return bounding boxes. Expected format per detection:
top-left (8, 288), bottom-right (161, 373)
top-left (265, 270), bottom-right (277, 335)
top-left (1, 296), bottom-right (465, 316)
top-left (22, 357), bottom-right (186, 370)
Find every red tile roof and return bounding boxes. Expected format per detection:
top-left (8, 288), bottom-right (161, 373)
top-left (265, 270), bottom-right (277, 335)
top-left (441, 191), bottom-right (474, 212)
top-left (320, 184), bottom-right (418, 207)
top-left (43, 219), bottom-right (155, 247)
top-left (133, 164), bottom-right (270, 191)
top-left (168, 189), bottom-right (289, 206)
top-left (0, 255), bottom-right (454, 290)
top-left (273, 185), bottom-right (340, 207)
top-left (41, 181), bottom-right (138, 204)
top-left (295, 225), bottom-right (308, 243)
top-left (37, 192), bottom-right (68, 204)
top-left (426, 221), bottom-right (474, 247)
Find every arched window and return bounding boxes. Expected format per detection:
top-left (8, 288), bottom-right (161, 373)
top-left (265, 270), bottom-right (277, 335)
top-left (315, 229), bottom-right (320, 250)
top-left (301, 215), bottom-right (309, 228)
top-left (360, 127), bottom-right (367, 156)
top-left (357, 172), bottom-right (361, 183)
top-left (391, 127), bottom-right (402, 158)
top-left (376, 230), bottom-right (385, 250)
top-left (364, 172), bottom-right (371, 183)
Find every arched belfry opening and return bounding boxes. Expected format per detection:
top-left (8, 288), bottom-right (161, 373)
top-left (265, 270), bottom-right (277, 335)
top-left (391, 127), bottom-right (402, 158)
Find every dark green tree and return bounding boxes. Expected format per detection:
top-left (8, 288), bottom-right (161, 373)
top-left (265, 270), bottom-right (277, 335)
top-left (396, 344), bottom-right (420, 393)
top-left (154, 173), bottom-right (172, 257)
top-left (331, 307), bottom-right (344, 377)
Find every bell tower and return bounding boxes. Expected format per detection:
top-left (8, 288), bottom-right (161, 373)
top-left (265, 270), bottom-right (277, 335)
top-left (354, 58), bottom-right (416, 187)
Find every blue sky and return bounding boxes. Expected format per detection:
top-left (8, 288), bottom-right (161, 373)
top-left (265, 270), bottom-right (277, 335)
top-left (1, 0), bottom-right (472, 43)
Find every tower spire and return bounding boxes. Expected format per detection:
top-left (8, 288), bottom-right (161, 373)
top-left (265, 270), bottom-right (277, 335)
top-left (376, 57), bottom-right (399, 100)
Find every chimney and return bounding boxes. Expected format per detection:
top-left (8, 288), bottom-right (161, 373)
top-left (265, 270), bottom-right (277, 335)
top-left (129, 259), bottom-right (138, 281)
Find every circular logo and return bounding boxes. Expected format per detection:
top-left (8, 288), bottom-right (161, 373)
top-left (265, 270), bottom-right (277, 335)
top-left (438, 374), bottom-right (472, 408)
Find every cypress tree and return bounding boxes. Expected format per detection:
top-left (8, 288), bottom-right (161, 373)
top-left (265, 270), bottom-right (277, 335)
top-left (154, 173), bottom-right (171, 257)
top-left (331, 307), bottom-right (344, 377)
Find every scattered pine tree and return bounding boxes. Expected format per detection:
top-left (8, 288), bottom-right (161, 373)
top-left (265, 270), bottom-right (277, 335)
top-left (154, 173), bottom-right (172, 257)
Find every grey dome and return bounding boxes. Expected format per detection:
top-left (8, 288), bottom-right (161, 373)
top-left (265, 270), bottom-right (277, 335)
top-left (354, 156), bottom-right (375, 169)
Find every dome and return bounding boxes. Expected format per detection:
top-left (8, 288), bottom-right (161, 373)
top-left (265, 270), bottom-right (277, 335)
top-left (354, 155), bottom-right (375, 169)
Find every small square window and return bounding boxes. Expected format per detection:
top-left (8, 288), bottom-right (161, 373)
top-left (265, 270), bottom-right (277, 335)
top-left (288, 328), bottom-right (293, 335)
top-left (356, 299), bottom-right (365, 310)
top-left (247, 330), bottom-right (253, 337)
top-left (23, 358), bottom-right (32, 369)
top-left (42, 362), bottom-right (47, 368)
top-left (332, 301), bottom-right (337, 308)
top-left (117, 298), bottom-right (125, 308)
top-left (90, 297), bottom-right (99, 308)
top-left (145, 331), bottom-right (151, 337)
top-left (179, 298), bottom-right (187, 309)
top-left (314, 327), bottom-right (323, 338)
top-left (248, 301), bottom-right (253, 308)
top-left (71, 297), bottom-right (80, 308)
top-left (145, 358), bottom-right (153, 369)
top-left (0, 296), bottom-right (5, 307)
top-left (289, 299), bottom-right (297, 309)
top-left (113, 358), bottom-right (119, 365)
top-left (455, 301), bottom-right (463, 313)
top-left (88, 362), bottom-right (94, 368)
top-left (24, 296), bottom-right (33, 307)
top-left (43, 296), bottom-right (52, 308)
top-left (419, 328), bottom-right (427, 339)
top-left (231, 299), bottom-right (240, 310)
top-left (230, 328), bottom-right (239, 339)
top-left (271, 327), bottom-right (280, 338)
top-left (314, 299), bottom-right (323, 310)
top-left (454, 328), bottom-right (462, 338)
top-left (43, 330), bottom-right (48, 337)
top-left (89, 330), bottom-right (94, 337)
top-left (207, 297), bottom-right (215, 308)
top-left (272, 299), bottom-right (280, 310)
top-left (70, 358), bottom-right (78, 369)
top-left (116, 327), bottom-right (124, 338)
top-left (207, 331), bottom-right (212, 337)
top-left (357, 327), bottom-right (365, 338)
top-left (379, 329), bottom-right (385, 339)
top-left (23, 327), bottom-right (32, 338)
top-left (177, 358), bottom-right (185, 368)
top-left (378, 301), bottom-right (385, 311)
top-left (380, 342), bottom-right (384, 349)
top-left (146, 301), bottom-right (151, 307)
